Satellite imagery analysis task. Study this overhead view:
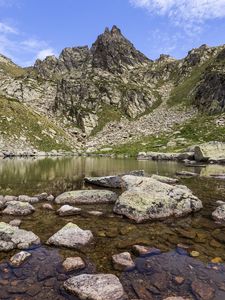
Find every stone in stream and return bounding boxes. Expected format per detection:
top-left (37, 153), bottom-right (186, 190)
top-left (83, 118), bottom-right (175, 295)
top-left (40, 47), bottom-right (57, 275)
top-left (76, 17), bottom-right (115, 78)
top-left (55, 190), bottom-right (117, 204)
top-left (132, 245), bottom-right (161, 256)
top-left (112, 252), bottom-right (135, 271)
top-left (84, 170), bottom-right (145, 188)
top-left (212, 204), bottom-right (225, 221)
top-left (34, 192), bottom-right (48, 201)
top-left (42, 203), bottom-right (54, 210)
top-left (3, 201), bottom-right (35, 216)
top-left (47, 223), bottom-right (93, 249)
top-left (9, 219), bottom-right (22, 227)
top-left (46, 194), bottom-right (55, 201)
top-left (4, 195), bottom-right (17, 202)
top-left (62, 257), bottom-right (85, 272)
top-left (57, 205), bottom-right (81, 216)
top-left (194, 141), bottom-right (225, 163)
top-left (88, 210), bottom-right (103, 216)
top-left (10, 251), bottom-right (31, 267)
top-left (176, 171), bottom-right (198, 177)
top-left (0, 222), bottom-right (40, 251)
top-left (64, 274), bottom-right (125, 300)
top-left (113, 175), bottom-right (202, 223)
top-left (18, 195), bottom-right (39, 203)
top-left (191, 280), bottom-right (215, 300)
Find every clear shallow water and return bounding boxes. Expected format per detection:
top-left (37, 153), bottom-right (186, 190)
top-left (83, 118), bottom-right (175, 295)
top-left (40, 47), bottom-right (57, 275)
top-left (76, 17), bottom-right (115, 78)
top-left (0, 156), bottom-right (225, 299)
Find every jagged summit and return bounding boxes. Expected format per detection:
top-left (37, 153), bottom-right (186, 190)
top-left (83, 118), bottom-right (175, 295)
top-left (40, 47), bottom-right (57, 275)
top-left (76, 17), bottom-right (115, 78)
top-left (91, 25), bottom-right (151, 73)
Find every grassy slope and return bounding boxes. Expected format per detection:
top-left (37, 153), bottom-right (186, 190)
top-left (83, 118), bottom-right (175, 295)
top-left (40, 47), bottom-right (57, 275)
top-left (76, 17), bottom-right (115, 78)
top-left (0, 96), bottom-right (72, 151)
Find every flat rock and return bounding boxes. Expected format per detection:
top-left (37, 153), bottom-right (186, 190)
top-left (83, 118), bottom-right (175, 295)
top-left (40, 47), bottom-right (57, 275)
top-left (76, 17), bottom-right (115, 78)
top-left (84, 170), bottom-right (145, 188)
top-left (113, 175), bottom-right (202, 223)
top-left (176, 171), bottom-right (198, 177)
top-left (151, 174), bottom-right (179, 184)
top-left (10, 251), bottom-right (31, 267)
top-left (0, 222), bottom-right (40, 251)
top-left (55, 190), bottom-right (117, 204)
top-left (62, 257), bottom-right (85, 272)
top-left (112, 252), bottom-right (135, 271)
top-left (47, 222), bottom-right (93, 249)
top-left (194, 142), bottom-right (225, 163)
top-left (3, 201), bottom-right (35, 216)
top-left (57, 205), bottom-right (81, 216)
top-left (64, 273), bottom-right (125, 300)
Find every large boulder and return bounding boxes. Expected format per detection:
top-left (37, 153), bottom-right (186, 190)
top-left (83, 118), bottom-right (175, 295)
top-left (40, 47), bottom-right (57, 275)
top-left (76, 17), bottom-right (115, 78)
top-left (0, 222), bottom-right (40, 251)
top-left (84, 170), bottom-right (145, 188)
top-left (3, 201), bottom-right (35, 216)
top-left (55, 190), bottom-right (117, 204)
top-left (113, 175), bottom-right (202, 223)
top-left (64, 273), bottom-right (125, 300)
top-left (194, 142), bottom-right (225, 163)
top-left (47, 223), bottom-right (93, 249)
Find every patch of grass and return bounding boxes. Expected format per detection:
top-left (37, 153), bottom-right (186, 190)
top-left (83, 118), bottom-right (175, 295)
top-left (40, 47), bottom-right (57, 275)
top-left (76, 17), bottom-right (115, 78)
top-left (0, 62), bottom-right (27, 78)
top-left (91, 104), bottom-right (124, 136)
top-left (0, 96), bottom-right (72, 151)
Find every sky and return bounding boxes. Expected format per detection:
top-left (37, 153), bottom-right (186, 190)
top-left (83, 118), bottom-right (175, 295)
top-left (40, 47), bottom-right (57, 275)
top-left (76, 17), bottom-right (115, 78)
top-left (1, 0), bottom-right (225, 66)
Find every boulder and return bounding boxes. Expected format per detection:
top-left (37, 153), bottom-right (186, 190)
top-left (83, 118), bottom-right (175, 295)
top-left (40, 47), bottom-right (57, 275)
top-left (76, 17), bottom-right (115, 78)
top-left (3, 201), bottom-right (35, 216)
top-left (10, 251), bottom-right (31, 267)
top-left (194, 142), bottom-right (225, 163)
top-left (9, 219), bottom-right (22, 227)
top-left (0, 222), bottom-right (40, 251)
top-left (62, 257), bottom-right (85, 272)
top-left (64, 273), bottom-right (125, 300)
top-left (47, 223), bottom-right (93, 249)
top-left (112, 252), bottom-right (135, 271)
top-left (4, 195), bottom-right (17, 202)
top-left (212, 204), bottom-right (225, 221)
top-left (151, 174), bottom-right (179, 184)
top-left (55, 190), bottom-right (117, 204)
top-left (57, 205), bottom-right (81, 216)
top-left (113, 175), bottom-right (202, 223)
top-left (84, 170), bottom-right (145, 188)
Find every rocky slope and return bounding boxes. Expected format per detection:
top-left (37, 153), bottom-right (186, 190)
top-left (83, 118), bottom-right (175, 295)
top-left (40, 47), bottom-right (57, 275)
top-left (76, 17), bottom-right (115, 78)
top-left (0, 26), bottom-right (225, 152)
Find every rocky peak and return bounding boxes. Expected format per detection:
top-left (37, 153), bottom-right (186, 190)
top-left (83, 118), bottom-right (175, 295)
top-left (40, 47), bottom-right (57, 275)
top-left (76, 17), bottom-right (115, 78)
top-left (91, 25), bottom-right (151, 73)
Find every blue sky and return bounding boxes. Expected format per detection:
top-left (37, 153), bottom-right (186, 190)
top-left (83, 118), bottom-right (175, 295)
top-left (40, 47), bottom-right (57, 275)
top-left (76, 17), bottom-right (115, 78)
top-left (1, 0), bottom-right (225, 66)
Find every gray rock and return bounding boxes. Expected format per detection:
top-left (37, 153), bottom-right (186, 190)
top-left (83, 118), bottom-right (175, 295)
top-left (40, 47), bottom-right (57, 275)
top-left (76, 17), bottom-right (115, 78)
top-left (47, 222), bottom-right (93, 249)
top-left (57, 205), bottom-right (81, 216)
top-left (10, 251), bottom-right (31, 267)
top-left (64, 273), bottom-right (125, 300)
top-left (42, 203), bottom-right (54, 210)
top-left (212, 204), bottom-right (225, 221)
top-left (34, 192), bottom-right (48, 201)
top-left (18, 195), bottom-right (39, 203)
top-left (46, 194), bottom-right (55, 201)
top-left (55, 190), bottom-right (117, 204)
top-left (176, 171), bottom-right (198, 177)
top-left (194, 142), bottom-right (225, 163)
top-left (113, 175), bottom-right (202, 223)
top-left (112, 252), bottom-right (135, 271)
top-left (151, 174), bottom-right (179, 184)
top-left (0, 222), bottom-right (40, 251)
top-left (62, 257), bottom-right (85, 272)
top-left (3, 201), bottom-right (35, 216)
top-left (4, 195), bottom-right (18, 202)
top-left (84, 170), bottom-right (145, 188)
top-left (9, 219), bottom-right (22, 227)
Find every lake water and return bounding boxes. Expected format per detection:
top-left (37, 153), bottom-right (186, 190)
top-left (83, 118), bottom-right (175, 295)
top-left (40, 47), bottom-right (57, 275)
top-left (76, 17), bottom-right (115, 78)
top-left (0, 156), bottom-right (225, 299)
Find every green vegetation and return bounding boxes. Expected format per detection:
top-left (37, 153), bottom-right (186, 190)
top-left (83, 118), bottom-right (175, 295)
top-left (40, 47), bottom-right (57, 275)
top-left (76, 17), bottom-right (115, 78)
top-left (97, 113), bottom-right (225, 156)
top-left (0, 96), bottom-right (72, 151)
top-left (91, 104), bottom-right (124, 136)
top-left (0, 62), bottom-right (27, 78)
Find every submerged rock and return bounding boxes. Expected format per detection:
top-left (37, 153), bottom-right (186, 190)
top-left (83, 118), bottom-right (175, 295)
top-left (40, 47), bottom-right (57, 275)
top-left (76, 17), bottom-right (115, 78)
top-left (64, 273), bottom-right (125, 300)
top-left (84, 170), bottom-right (145, 188)
top-left (112, 252), bottom-right (135, 271)
top-left (47, 222), bottom-right (93, 249)
top-left (176, 171), bottom-right (198, 177)
top-left (57, 205), bottom-right (81, 216)
top-left (151, 174), bottom-right (179, 184)
top-left (0, 222), bottom-right (40, 251)
top-left (132, 245), bottom-right (161, 256)
top-left (194, 141), bottom-right (225, 163)
top-left (10, 251), bottom-right (31, 267)
top-left (113, 175), bottom-right (202, 223)
top-left (212, 204), bottom-right (225, 221)
top-left (3, 201), bottom-right (35, 216)
top-left (62, 257), bottom-right (85, 272)
top-left (55, 190), bottom-right (117, 204)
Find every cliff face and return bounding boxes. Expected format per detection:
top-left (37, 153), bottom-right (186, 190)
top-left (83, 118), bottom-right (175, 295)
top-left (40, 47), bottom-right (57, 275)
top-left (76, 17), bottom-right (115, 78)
top-left (0, 26), bottom-right (225, 151)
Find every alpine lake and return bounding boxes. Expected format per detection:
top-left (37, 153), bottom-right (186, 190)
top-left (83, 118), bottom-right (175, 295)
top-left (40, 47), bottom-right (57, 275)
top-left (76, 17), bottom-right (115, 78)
top-left (0, 156), bottom-right (225, 300)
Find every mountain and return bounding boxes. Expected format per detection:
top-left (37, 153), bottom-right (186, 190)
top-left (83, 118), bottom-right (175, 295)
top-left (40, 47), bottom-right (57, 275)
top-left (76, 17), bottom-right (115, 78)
top-left (0, 26), bottom-right (224, 154)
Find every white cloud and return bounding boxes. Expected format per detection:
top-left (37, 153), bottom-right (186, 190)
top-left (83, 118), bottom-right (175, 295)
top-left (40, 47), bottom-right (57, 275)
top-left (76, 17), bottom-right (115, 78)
top-left (36, 48), bottom-right (56, 60)
top-left (21, 38), bottom-right (48, 50)
top-left (0, 22), bottom-right (17, 34)
top-left (130, 0), bottom-right (225, 32)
